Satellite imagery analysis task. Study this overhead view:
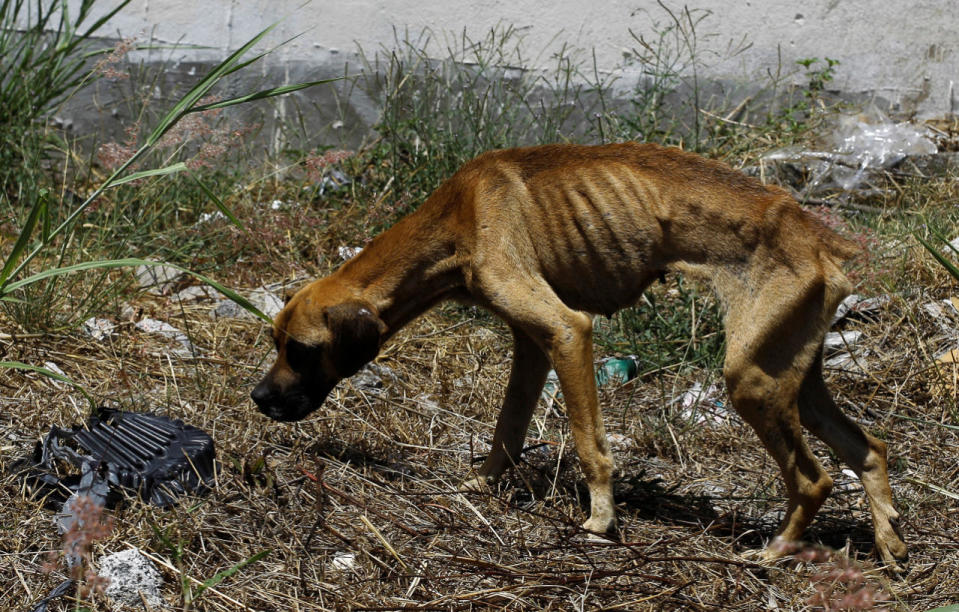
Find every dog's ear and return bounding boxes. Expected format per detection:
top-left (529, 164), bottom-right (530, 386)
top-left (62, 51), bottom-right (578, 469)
top-left (324, 301), bottom-right (387, 377)
top-left (283, 286), bottom-right (299, 305)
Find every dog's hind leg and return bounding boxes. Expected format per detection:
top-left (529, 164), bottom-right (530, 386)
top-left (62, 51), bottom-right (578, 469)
top-left (799, 355), bottom-right (908, 567)
top-left (462, 326), bottom-right (551, 489)
top-left (722, 272), bottom-right (836, 555)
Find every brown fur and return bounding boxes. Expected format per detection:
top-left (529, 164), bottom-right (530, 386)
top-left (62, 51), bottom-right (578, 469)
top-left (252, 142), bottom-right (907, 566)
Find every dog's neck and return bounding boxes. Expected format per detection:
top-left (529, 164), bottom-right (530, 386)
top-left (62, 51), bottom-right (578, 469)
top-left (334, 207), bottom-right (465, 337)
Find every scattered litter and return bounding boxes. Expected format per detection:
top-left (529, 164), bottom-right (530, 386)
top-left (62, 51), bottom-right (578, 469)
top-left (28, 577), bottom-right (73, 612)
top-left (835, 468), bottom-right (864, 493)
top-left (823, 330), bottom-right (864, 353)
top-left (674, 382), bottom-right (729, 426)
top-left (319, 168), bottom-right (352, 196)
top-left (338, 245), bottom-right (363, 261)
top-left (82, 317), bottom-right (115, 341)
top-left (99, 548), bottom-right (166, 608)
top-left (923, 298), bottom-right (959, 334)
top-left (135, 317), bottom-right (196, 356)
top-left (350, 363), bottom-right (399, 394)
top-left (211, 288), bottom-right (283, 320)
top-left (606, 433), bottom-right (633, 451)
top-left (17, 408), bottom-right (217, 508)
top-left (42, 361), bottom-right (67, 387)
top-left (831, 294), bottom-right (889, 325)
top-left (135, 263), bottom-right (183, 296)
top-left (271, 199), bottom-right (284, 210)
top-left (824, 352), bottom-right (855, 369)
top-left (541, 357), bottom-right (639, 408)
top-left (595, 357), bottom-right (639, 386)
top-left (761, 108), bottom-right (937, 194)
top-left (331, 551), bottom-right (356, 570)
top-left (197, 210), bottom-right (227, 224)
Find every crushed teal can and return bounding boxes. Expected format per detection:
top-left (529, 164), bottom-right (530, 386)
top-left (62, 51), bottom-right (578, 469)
top-left (541, 357), bottom-right (638, 401)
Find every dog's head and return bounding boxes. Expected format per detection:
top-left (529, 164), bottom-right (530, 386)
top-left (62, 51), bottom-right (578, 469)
top-left (251, 281), bottom-right (387, 422)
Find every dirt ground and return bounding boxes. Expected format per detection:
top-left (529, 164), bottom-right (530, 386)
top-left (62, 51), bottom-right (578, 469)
top-left (3, 255), bottom-right (959, 611)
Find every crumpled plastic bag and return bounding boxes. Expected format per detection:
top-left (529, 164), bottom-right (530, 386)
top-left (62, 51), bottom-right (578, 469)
top-left (763, 107), bottom-right (937, 193)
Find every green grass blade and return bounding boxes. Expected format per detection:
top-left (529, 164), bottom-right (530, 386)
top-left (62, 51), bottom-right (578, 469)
top-left (142, 23), bottom-right (280, 148)
top-left (0, 360), bottom-right (95, 408)
top-left (929, 228), bottom-right (959, 257)
top-left (0, 189), bottom-right (47, 287)
top-left (188, 78), bottom-right (341, 112)
top-left (110, 162), bottom-right (188, 186)
top-left (917, 233), bottom-right (959, 282)
top-left (193, 550), bottom-right (271, 598)
top-left (2, 258), bottom-right (271, 323)
top-left (188, 172), bottom-right (243, 229)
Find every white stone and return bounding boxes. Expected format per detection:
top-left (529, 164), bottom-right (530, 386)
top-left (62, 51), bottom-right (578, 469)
top-left (98, 548), bottom-right (166, 608)
top-left (135, 264), bottom-right (182, 295)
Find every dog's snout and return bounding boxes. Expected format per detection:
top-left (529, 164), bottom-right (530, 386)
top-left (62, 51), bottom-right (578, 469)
top-left (250, 381), bottom-right (273, 408)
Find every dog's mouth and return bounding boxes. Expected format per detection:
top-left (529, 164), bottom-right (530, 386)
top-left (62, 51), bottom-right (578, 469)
top-left (252, 382), bottom-right (333, 422)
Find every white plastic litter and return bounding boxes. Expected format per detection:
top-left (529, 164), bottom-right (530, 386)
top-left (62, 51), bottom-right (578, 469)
top-left (82, 317), bottom-right (115, 341)
top-left (763, 108), bottom-right (937, 193)
top-left (823, 330), bottom-right (863, 353)
top-left (674, 382), bottom-right (729, 426)
top-left (338, 245), bottom-right (363, 261)
top-left (331, 551), bottom-right (356, 570)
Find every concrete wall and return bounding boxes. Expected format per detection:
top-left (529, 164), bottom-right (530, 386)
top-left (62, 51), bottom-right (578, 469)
top-left (69, 0), bottom-right (957, 146)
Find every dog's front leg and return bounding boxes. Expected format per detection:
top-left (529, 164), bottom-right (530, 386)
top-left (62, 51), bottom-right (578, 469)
top-left (462, 326), bottom-right (551, 490)
top-left (547, 311), bottom-right (617, 534)
top-left (469, 267), bottom-right (616, 533)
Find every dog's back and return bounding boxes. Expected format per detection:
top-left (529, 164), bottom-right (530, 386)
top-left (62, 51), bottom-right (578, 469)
top-left (439, 142), bottom-right (857, 318)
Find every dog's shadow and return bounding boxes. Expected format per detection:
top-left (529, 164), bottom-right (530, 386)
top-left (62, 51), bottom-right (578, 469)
top-left (510, 462), bottom-right (881, 556)
top-left (612, 472), bottom-right (882, 556)
top-left (302, 440), bottom-right (880, 557)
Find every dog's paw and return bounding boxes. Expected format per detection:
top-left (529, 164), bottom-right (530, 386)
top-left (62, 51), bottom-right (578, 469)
top-left (580, 516), bottom-right (616, 536)
top-left (458, 474), bottom-right (491, 493)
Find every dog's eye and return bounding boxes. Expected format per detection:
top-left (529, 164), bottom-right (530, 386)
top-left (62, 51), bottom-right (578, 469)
top-left (285, 338), bottom-right (318, 370)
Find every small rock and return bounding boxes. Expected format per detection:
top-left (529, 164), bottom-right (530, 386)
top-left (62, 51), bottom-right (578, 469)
top-left (98, 548), bottom-right (166, 608)
top-left (135, 264), bottom-right (182, 295)
top-left (82, 317), bottom-right (115, 341)
top-left (172, 285), bottom-right (216, 303)
top-left (211, 288), bottom-right (283, 320)
top-left (135, 318), bottom-right (196, 356)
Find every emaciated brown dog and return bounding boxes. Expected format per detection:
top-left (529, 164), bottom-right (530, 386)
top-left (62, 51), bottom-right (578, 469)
top-left (251, 142), bottom-right (908, 566)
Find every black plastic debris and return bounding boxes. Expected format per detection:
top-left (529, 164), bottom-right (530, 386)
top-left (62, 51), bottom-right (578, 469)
top-left (20, 409), bottom-right (216, 508)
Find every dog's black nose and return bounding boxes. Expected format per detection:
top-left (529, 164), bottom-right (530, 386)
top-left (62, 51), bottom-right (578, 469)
top-left (250, 382), bottom-right (272, 408)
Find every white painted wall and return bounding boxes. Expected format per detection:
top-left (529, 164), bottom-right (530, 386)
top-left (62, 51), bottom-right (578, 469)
top-left (80, 0), bottom-right (957, 120)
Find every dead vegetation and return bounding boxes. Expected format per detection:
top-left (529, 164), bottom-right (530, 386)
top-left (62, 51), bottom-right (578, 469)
top-left (4, 156), bottom-right (959, 611)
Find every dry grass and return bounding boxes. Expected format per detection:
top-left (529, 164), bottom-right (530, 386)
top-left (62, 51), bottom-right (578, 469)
top-left (3, 157), bottom-right (959, 611)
